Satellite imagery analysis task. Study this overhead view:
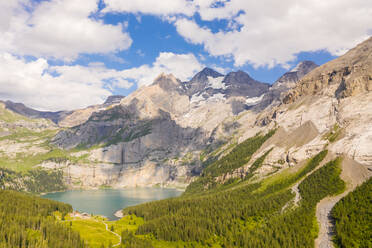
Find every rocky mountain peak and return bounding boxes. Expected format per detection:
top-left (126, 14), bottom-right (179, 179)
top-left (223, 70), bottom-right (254, 84)
top-left (184, 68), bottom-right (224, 96)
top-left (104, 95), bottom-right (125, 105)
top-left (272, 60), bottom-right (318, 91)
top-left (154, 72), bottom-right (178, 82)
top-left (153, 73), bottom-right (183, 92)
top-left (190, 67), bottom-right (224, 83)
top-left (290, 60), bottom-right (318, 77)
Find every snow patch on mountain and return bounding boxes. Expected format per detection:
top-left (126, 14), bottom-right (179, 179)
top-left (190, 92), bottom-right (227, 106)
top-left (209, 93), bottom-right (226, 101)
top-left (245, 94), bottom-right (265, 106)
top-left (207, 76), bottom-right (227, 89)
top-left (190, 93), bottom-right (205, 104)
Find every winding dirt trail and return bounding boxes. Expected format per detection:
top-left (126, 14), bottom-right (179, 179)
top-left (281, 153), bottom-right (334, 212)
top-left (101, 221), bottom-right (122, 247)
top-left (314, 156), bottom-right (371, 248)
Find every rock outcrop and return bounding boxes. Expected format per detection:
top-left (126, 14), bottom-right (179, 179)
top-left (283, 37), bottom-right (372, 104)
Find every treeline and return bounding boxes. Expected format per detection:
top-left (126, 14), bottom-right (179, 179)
top-left (126, 183), bottom-right (293, 244)
top-left (121, 230), bottom-right (153, 248)
top-left (186, 129), bottom-right (276, 193)
top-left (122, 152), bottom-right (346, 247)
top-left (229, 157), bottom-right (345, 247)
top-left (0, 167), bottom-right (66, 193)
top-left (332, 177), bottom-right (372, 248)
top-left (0, 190), bottom-right (84, 247)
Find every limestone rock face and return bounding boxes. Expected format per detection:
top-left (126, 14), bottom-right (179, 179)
top-left (284, 37), bottom-right (372, 104)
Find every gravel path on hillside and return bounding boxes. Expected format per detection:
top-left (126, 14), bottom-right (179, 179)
top-left (281, 154), bottom-right (333, 212)
top-left (314, 192), bottom-right (348, 248)
top-left (314, 156), bottom-right (371, 248)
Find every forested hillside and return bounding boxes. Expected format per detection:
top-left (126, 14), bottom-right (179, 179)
top-left (119, 130), bottom-right (349, 247)
top-left (332, 177), bottom-right (372, 248)
top-left (0, 168), bottom-right (66, 193)
top-left (185, 130), bottom-right (276, 194)
top-left (0, 190), bottom-right (84, 247)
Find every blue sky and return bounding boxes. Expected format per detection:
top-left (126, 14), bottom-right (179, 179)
top-left (90, 12), bottom-right (337, 83)
top-left (0, 0), bottom-right (371, 110)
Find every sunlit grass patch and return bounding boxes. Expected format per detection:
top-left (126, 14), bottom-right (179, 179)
top-left (67, 218), bottom-right (119, 248)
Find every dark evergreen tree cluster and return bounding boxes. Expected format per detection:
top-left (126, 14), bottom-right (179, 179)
top-left (186, 129), bottom-right (276, 194)
top-left (237, 157), bottom-right (345, 247)
top-left (0, 190), bottom-right (84, 247)
top-left (0, 167), bottom-right (66, 193)
top-left (332, 177), bottom-right (372, 248)
top-left (121, 230), bottom-right (154, 248)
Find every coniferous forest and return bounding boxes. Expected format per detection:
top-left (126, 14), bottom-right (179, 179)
top-left (331, 177), bottom-right (372, 248)
top-left (0, 167), bottom-right (66, 193)
top-left (0, 190), bottom-right (84, 247)
top-left (123, 151), bottom-right (346, 247)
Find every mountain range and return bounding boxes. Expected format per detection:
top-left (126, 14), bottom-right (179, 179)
top-left (1, 36), bottom-right (372, 248)
top-left (1, 36), bottom-right (371, 190)
top-left (0, 51), bottom-right (324, 188)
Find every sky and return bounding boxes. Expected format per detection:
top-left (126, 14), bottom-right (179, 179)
top-left (0, 0), bottom-right (371, 111)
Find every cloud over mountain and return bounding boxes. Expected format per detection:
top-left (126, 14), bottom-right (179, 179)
top-left (105, 0), bottom-right (372, 67)
top-left (0, 52), bottom-right (203, 111)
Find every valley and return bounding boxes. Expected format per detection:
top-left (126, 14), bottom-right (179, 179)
top-left (0, 36), bottom-right (371, 247)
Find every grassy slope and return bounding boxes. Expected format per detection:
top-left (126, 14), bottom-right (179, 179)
top-left (0, 106), bottom-right (93, 172)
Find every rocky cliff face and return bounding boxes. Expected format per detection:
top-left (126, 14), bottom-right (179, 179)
top-left (51, 74), bottom-right (209, 188)
top-left (284, 37), bottom-right (372, 104)
top-left (230, 37), bottom-right (372, 183)
top-left (49, 67), bottom-right (274, 188)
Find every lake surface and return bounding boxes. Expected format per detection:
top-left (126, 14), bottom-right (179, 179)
top-left (42, 188), bottom-right (182, 220)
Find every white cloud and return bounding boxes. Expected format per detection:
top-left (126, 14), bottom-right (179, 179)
top-left (0, 53), bottom-right (133, 111)
top-left (0, 52), bottom-right (203, 111)
top-left (175, 0), bottom-right (372, 67)
top-left (103, 0), bottom-right (372, 68)
top-left (0, 0), bottom-right (132, 60)
top-left (103, 0), bottom-right (195, 16)
top-left (0, 1), bottom-right (205, 111)
top-left (118, 52), bottom-right (204, 87)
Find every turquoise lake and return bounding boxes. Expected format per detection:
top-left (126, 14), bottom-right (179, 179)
top-left (42, 188), bottom-right (182, 220)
